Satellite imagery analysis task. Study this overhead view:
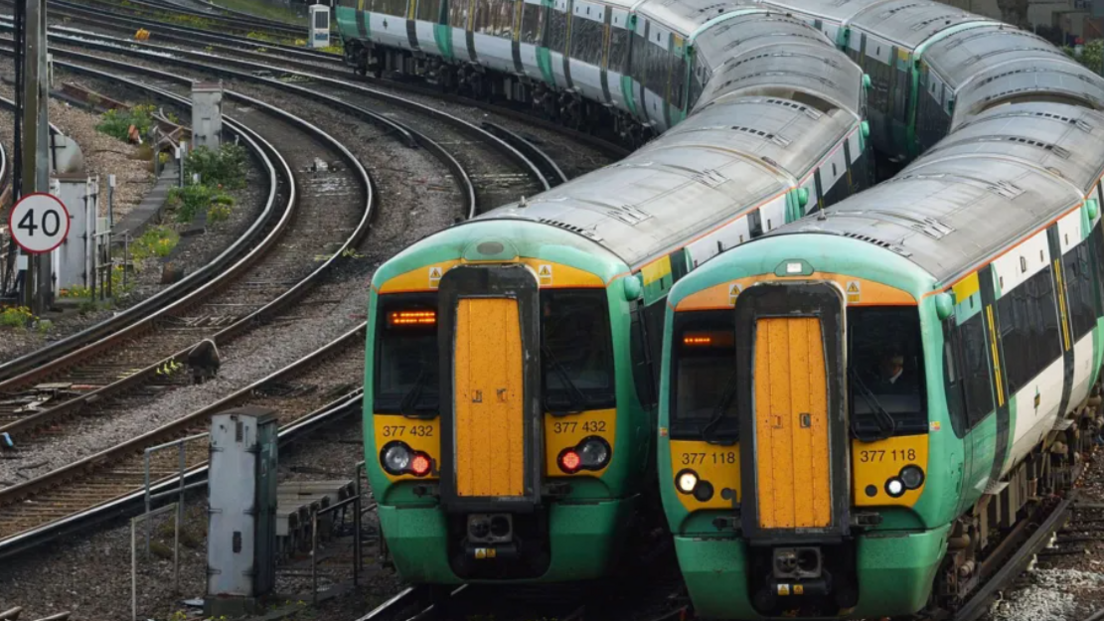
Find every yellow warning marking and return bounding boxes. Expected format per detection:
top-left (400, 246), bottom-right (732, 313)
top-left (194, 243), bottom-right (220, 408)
top-left (845, 280), bottom-right (860, 303)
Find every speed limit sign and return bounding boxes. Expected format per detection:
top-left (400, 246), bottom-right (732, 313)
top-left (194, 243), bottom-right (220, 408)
top-left (9, 193), bottom-right (70, 254)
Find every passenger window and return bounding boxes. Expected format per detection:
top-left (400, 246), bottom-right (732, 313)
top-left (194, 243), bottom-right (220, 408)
top-left (608, 26), bottom-right (630, 74)
top-left (546, 7), bottom-right (568, 53)
top-left (449, 0), bottom-right (469, 28)
top-left (1065, 242), bottom-right (1097, 340)
top-left (848, 306), bottom-right (927, 437)
top-left (569, 15), bottom-right (603, 65)
top-left (416, 0), bottom-right (442, 22)
top-left (996, 268), bottom-right (1062, 393)
top-left (374, 294), bottom-right (440, 415)
top-left (520, 2), bottom-right (543, 44)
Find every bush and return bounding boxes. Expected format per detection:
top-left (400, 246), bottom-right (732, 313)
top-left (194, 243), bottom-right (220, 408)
top-left (207, 201), bottom-right (233, 224)
top-left (96, 105), bottom-right (157, 142)
top-left (131, 226), bottom-right (180, 261)
top-left (0, 306), bottom-right (34, 329)
top-left (1064, 40), bottom-right (1103, 75)
top-left (168, 184), bottom-right (235, 223)
top-left (184, 144), bottom-right (247, 189)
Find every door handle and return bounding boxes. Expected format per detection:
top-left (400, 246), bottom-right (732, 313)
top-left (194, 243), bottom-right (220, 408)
top-left (800, 413), bottom-right (811, 428)
top-left (472, 390), bottom-right (482, 403)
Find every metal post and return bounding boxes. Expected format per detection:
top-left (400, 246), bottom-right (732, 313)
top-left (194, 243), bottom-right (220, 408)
top-left (144, 451), bottom-right (151, 558)
top-left (123, 231), bottom-right (129, 291)
top-left (311, 509), bottom-right (319, 605)
top-left (173, 502), bottom-right (180, 592)
top-left (353, 496), bottom-right (361, 587)
top-left (131, 518), bottom-right (138, 621)
top-left (22, 0), bottom-right (51, 314)
top-left (177, 442), bottom-right (186, 590)
top-left (108, 174), bottom-right (115, 230)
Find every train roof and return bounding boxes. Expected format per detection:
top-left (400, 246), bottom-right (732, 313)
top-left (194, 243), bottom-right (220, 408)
top-left (473, 93), bottom-right (860, 269)
top-left (756, 0), bottom-right (888, 24)
top-left (846, 0), bottom-right (992, 50)
top-left (648, 96), bottom-right (859, 180)
top-left (920, 25), bottom-right (1063, 91)
top-left (693, 25), bottom-right (863, 115)
top-left (950, 57), bottom-right (1104, 129)
top-left (917, 102), bottom-right (1104, 196)
top-left (634, 0), bottom-right (758, 37)
top-left (778, 155), bottom-right (1084, 286)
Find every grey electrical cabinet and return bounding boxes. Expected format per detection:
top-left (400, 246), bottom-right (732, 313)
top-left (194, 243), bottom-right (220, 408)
top-left (206, 407), bottom-right (278, 614)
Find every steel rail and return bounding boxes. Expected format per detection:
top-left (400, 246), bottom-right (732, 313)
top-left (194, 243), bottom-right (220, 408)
top-left (0, 55), bottom-right (377, 439)
top-left (74, 0), bottom-right (306, 37)
top-left (951, 492), bottom-right (1079, 621)
top-left (24, 26), bottom-right (554, 191)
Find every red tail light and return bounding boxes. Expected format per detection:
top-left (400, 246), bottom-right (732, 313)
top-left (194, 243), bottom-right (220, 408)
top-left (559, 449), bottom-right (582, 473)
top-left (411, 453), bottom-right (431, 476)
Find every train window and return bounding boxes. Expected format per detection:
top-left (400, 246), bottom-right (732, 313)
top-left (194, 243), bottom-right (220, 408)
top-left (541, 289), bottom-right (616, 413)
top-left (475, 0), bottom-right (512, 37)
top-left (1065, 242), bottom-right (1097, 340)
top-left (848, 306), bottom-right (927, 436)
top-left (942, 319), bottom-right (967, 437)
top-left (960, 313), bottom-right (995, 427)
top-left (670, 55), bottom-right (687, 110)
top-left (417, 0), bottom-right (442, 22)
top-left (996, 268), bottom-right (1062, 394)
top-left (630, 29), bottom-right (649, 83)
top-left (607, 26), bottom-right (630, 74)
top-left (645, 39), bottom-right (671, 95)
top-left (669, 310), bottom-right (738, 441)
top-left (374, 295), bottom-right (440, 415)
top-left (1093, 220), bottom-right (1104, 311)
top-left (547, 8), bottom-right (568, 53)
top-left (520, 2), bottom-right (543, 45)
top-left (373, 0), bottom-right (408, 17)
top-left (449, 0), bottom-right (469, 28)
top-left (893, 54), bottom-right (909, 124)
top-left (570, 17), bottom-right (604, 65)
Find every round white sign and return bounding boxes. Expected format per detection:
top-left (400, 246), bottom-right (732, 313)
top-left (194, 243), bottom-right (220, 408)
top-left (9, 193), bottom-right (70, 254)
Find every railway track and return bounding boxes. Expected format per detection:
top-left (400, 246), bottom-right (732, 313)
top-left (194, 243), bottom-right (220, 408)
top-left (0, 1), bottom-right (630, 161)
top-left (0, 56), bottom-right (379, 438)
top-left (74, 0), bottom-right (305, 39)
top-left (0, 33), bottom-right (589, 568)
top-left (22, 27), bottom-right (561, 203)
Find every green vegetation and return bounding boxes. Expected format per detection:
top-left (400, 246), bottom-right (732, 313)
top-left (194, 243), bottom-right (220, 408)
top-left (184, 144), bottom-right (248, 189)
top-left (168, 184), bottom-right (236, 224)
top-left (0, 306), bottom-right (34, 329)
top-left (131, 226), bottom-right (180, 261)
top-left (1063, 39), bottom-right (1103, 75)
top-left (96, 104), bottom-right (157, 142)
top-left (211, 0), bottom-right (305, 26)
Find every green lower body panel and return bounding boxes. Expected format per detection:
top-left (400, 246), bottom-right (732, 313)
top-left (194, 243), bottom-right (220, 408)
top-left (675, 525), bottom-right (951, 619)
top-left (379, 496), bottom-right (638, 584)
top-left (850, 524), bottom-right (951, 617)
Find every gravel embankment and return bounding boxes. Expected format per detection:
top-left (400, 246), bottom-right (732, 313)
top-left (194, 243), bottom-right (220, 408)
top-left (0, 72), bottom-right (265, 365)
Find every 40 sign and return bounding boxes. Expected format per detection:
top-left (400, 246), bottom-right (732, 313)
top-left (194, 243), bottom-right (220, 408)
top-left (9, 193), bottom-right (70, 254)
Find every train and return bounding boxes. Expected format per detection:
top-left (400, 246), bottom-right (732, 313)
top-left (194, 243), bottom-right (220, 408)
top-left (657, 6), bottom-right (1104, 620)
top-left (342, 0), bottom-right (1104, 615)
top-left (356, 0), bottom-right (872, 585)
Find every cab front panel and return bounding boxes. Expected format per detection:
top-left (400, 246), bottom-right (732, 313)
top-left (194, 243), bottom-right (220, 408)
top-left (364, 227), bottom-right (651, 583)
top-left (659, 234), bottom-right (961, 617)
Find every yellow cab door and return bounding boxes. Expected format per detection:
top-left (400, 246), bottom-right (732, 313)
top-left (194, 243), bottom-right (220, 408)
top-left (453, 297), bottom-right (526, 497)
top-left (753, 317), bottom-right (832, 529)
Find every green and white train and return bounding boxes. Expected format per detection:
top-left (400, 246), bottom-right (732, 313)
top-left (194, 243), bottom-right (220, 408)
top-left (343, 0), bottom-right (1104, 615)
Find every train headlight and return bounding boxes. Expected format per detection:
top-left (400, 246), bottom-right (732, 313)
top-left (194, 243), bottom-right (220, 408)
top-left (885, 477), bottom-right (905, 498)
top-left (900, 465), bottom-right (925, 490)
top-left (578, 437), bottom-right (611, 469)
top-left (382, 442), bottom-right (412, 474)
top-left (676, 469), bottom-right (699, 494)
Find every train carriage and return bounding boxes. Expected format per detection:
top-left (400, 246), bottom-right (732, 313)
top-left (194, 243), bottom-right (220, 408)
top-left (362, 8), bottom-right (870, 585)
top-left (659, 136), bottom-right (1104, 618)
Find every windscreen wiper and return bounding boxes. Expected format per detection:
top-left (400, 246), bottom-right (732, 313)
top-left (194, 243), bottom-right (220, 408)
top-left (701, 368), bottom-right (740, 445)
top-left (399, 369), bottom-right (434, 418)
top-left (542, 345), bottom-right (588, 414)
top-left (848, 368), bottom-right (897, 442)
